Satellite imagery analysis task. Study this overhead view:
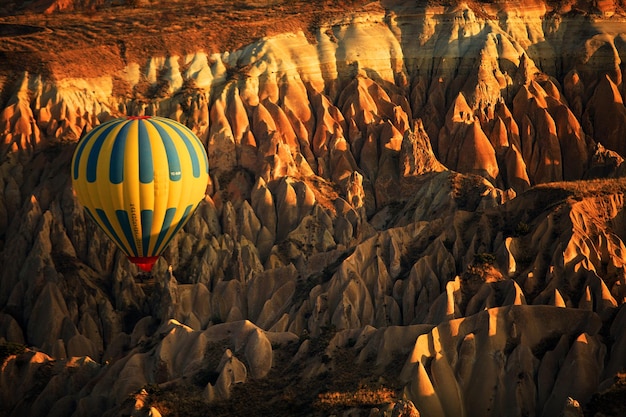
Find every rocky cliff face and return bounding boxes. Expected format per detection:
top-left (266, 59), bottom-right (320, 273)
top-left (1, 1), bottom-right (626, 416)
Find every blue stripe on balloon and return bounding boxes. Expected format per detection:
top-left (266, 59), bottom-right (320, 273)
top-left (169, 204), bottom-right (193, 241)
top-left (152, 207), bottom-right (177, 256)
top-left (150, 120), bottom-right (182, 181)
top-left (138, 120), bottom-right (154, 184)
top-left (161, 119), bottom-right (201, 178)
top-left (141, 209), bottom-right (153, 257)
top-left (110, 121), bottom-right (132, 184)
top-left (116, 209), bottom-right (138, 256)
top-left (85, 122), bottom-right (120, 183)
top-left (94, 208), bottom-right (128, 255)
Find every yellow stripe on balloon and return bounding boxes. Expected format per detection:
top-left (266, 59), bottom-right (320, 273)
top-left (123, 120), bottom-right (142, 255)
top-left (142, 123), bottom-right (169, 254)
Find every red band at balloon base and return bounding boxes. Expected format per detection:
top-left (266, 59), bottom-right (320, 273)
top-left (128, 256), bottom-right (159, 272)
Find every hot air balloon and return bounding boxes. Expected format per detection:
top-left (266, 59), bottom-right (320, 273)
top-left (71, 115), bottom-right (209, 272)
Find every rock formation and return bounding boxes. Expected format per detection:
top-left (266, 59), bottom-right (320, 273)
top-left (1, 0), bottom-right (626, 416)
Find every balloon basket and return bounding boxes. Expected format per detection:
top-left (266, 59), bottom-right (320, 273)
top-left (128, 256), bottom-right (159, 273)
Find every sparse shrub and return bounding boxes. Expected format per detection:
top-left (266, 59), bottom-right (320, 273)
top-left (473, 252), bottom-right (496, 266)
top-left (514, 221), bottom-right (530, 236)
top-left (460, 253), bottom-right (504, 312)
top-left (315, 386), bottom-right (396, 409)
top-left (0, 342), bottom-right (26, 363)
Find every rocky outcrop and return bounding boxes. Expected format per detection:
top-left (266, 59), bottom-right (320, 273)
top-left (401, 305), bottom-right (604, 417)
top-left (2, 1), bottom-right (626, 416)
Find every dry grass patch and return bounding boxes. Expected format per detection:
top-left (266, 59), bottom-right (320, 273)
top-left (316, 386), bottom-right (396, 409)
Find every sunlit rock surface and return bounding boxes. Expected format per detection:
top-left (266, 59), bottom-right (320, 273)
top-left (1, 0), bottom-right (626, 416)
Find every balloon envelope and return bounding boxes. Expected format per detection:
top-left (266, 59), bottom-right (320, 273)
top-left (71, 116), bottom-right (209, 272)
